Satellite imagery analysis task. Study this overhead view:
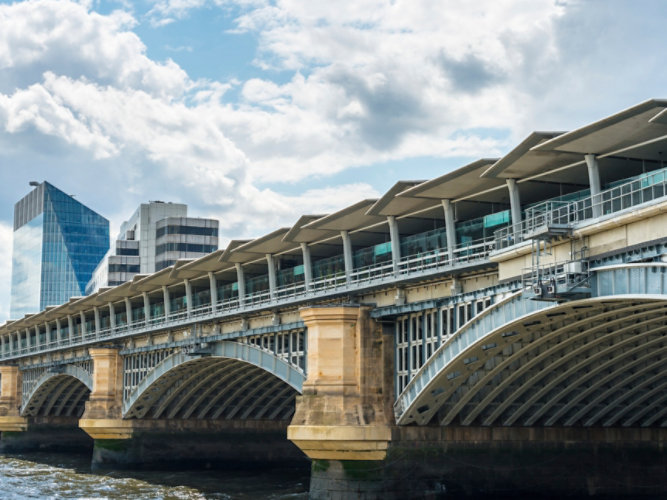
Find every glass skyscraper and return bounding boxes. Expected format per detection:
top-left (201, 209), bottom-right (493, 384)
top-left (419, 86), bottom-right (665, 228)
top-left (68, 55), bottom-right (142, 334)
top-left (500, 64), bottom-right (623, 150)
top-left (10, 182), bottom-right (109, 318)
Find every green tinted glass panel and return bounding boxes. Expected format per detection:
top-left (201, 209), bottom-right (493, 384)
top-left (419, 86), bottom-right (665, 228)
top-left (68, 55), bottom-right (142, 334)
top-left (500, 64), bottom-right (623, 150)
top-left (374, 242), bottom-right (392, 256)
top-left (483, 210), bottom-right (509, 228)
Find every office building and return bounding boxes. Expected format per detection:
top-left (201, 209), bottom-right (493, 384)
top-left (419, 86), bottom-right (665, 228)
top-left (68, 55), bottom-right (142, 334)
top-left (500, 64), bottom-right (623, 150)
top-left (86, 201), bottom-right (218, 294)
top-left (10, 181), bottom-right (109, 318)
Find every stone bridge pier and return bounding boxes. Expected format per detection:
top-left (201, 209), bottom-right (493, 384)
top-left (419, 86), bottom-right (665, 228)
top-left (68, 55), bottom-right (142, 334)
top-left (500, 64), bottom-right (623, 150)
top-left (288, 306), bottom-right (395, 497)
top-left (0, 366), bottom-right (27, 432)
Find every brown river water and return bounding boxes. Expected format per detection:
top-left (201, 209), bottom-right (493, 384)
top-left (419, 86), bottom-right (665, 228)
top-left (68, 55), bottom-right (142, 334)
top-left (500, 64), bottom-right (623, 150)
top-left (0, 452), bottom-right (309, 499)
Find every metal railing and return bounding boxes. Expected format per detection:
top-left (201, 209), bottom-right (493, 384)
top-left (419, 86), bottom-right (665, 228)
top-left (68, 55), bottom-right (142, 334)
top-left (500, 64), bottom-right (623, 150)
top-left (10, 167), bottom-right (666, 361)
top-left (495, 167), bottom-right (667, 251)
top-left (522, 259), bottom-right (591, 291)
top-left (0, 237), bottom-right (495, 361)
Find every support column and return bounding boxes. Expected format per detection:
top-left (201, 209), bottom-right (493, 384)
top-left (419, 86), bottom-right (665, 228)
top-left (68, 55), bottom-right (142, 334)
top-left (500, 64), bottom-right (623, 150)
top-left (124, 298), bottom-right (132, 326)
top-left (66, 315), bottom-right (74, 343)
top-left (142, 293), bottom-right (150, 325)
top-left (44, 322), bottom-right (50, 346)
top-left (300, 243), bottom-right (313, 291)
top-left (235, 263), bottom-right (246, 307)
top-left (80, 311), bottom-right (87, 337)
top-left (25, 328), bottom-right (31, 351)
top-left (56, 318), bottom-right (62, 344)
top-left (94, 307), bottom-right (101, 337)
top-left (288, 306), bottom-right (391, 461)
top-left (0, 366), bottom-right (28, 431)
top-left (79, 348), bottom-right (133, 440)
top-left (585, 154), bottom-right (602, 218)
top-left (387, 215), bottom-right (401, 275)
top-left (341, 230), bottom-right (354, 284)
top-left (506, 178), bottom-right (522, 237)
top-left (184, 279), bottom-right (192, 317)
top-left (0, 335), bottom-right (5, 357)
top-left (208, 272), bottom-right (218, 311)
top-left (108, 303), bottom-right (116, 332)
top-left (162, 286), bottom-right (171, 319)
top-left (266, 254), bottom-right (277, 300)
top-left (35, 326), bottom-right (40, 349)
top-left (442, 199), bottom-right (457, 263)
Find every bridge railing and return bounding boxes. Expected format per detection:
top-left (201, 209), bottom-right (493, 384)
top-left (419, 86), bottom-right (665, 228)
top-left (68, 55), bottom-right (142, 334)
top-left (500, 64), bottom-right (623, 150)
top-left (494, 166), bottom-right (667, 251)
top-left (1, 234), bottom-right (496, 360)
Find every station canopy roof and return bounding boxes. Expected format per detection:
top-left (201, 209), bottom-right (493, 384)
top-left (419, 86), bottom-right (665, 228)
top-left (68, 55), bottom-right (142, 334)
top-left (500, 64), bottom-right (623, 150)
top-left (533, 99), bottom-right (667, 160)
top-left (3, 98), bottom-right (667, 334)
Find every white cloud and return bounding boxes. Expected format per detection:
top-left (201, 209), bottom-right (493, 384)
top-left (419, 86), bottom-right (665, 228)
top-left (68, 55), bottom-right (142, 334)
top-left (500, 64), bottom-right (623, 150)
top-left (0, 222), bottom-right (13, 322)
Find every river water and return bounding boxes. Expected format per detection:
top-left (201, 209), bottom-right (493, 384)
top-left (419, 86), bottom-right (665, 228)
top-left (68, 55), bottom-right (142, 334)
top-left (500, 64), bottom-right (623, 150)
top-left (0, 452), bottom-right (310, 499)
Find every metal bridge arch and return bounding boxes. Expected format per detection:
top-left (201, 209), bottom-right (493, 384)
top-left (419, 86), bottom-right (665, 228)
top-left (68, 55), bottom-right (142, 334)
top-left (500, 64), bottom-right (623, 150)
top-left (123, 341), bottom-right (305, 420)
top-left (395, 264), bottom-right (667, 428)
top-left (21, 365), bottom-right (93, 417)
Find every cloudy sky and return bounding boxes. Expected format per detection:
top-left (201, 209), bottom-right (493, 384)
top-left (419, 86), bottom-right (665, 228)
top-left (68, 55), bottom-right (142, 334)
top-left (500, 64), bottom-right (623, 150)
top-left (0, 0), bottom-right (665, 322)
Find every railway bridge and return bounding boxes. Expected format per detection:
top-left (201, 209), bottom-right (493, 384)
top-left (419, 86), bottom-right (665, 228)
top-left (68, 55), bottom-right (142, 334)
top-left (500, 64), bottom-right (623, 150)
top-left (1, 99), bottom-right (667, 497)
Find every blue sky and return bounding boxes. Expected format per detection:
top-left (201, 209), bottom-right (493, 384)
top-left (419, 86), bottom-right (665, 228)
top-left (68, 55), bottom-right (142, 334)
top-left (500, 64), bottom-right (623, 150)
top-left (0, 0), bottom-right (666, 322)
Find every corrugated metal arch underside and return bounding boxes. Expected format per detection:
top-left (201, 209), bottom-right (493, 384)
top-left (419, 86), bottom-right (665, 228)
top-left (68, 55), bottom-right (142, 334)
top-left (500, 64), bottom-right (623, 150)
top-left (397, 296), bottom-right (667, 428)
top-left (123, 342), bottom-right (305, 421)
top-left (21, 366), bottom-right (92, 418)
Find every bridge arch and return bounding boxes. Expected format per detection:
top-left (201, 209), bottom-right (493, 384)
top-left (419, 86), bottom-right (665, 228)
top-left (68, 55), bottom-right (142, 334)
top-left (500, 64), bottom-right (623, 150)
top-left (396, 264), bottom-right (667, 428)
top-left (21, 365), bottom-right (93, 418)
top-left (123, 341), bottom-right (305, 421)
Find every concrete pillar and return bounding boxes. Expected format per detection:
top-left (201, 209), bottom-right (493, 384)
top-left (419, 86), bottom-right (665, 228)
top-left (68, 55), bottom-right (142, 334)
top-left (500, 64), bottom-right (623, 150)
top-left (79, 348), bottom-right (134, 440)
top-left (25, 328), bottom-right (31, 350)
top-left (80, 311), bottom-right (87, 337)
top-left (288, 306), bottom-right (391, 461)
top-left (108, 303), bottom-right (116, 332)
top-left (585, 154), bottom-right (602, 218)
top-left (35, 326), bottom-right (41, 348)
top-left (235, 263), bottom-right (246, 306)
top-left (0, 366), bottom-right (27, 431)
top-left (123, 298), bottom-right (132, 326)
top-left (442, 199), bottom-right (457, 263)
top-left (0, 335), bottom-right (5, 357)
top-left (266, 254), bottom-right (277, 300)
top-left (208, 272), bottom-right (218, 311)
top-left (341, 230), bottom-right (353, 283)
top-left (300, 243), bottom-right (313, 291)
top-left (67, 315), bottom-right (74, 343)
top-left (162, 286), bottom-right (171, 319)
top-left (506, 178), bottom-right (522, 235)
top-left (142, 292), bottom-right (150, 324)
top-left (184, 279), bottom-right (193, 316)
top-left (44, 322), bottom-right (50, 346)
top-left (56, 318), bottom-right (62, 343)
top-left (387, 215), bottom-right (401, 275)
top-left (94, 307), bottom-right (101, 337)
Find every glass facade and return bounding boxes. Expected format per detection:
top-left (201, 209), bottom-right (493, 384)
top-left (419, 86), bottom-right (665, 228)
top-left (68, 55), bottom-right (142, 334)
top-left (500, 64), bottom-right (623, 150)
top-left (10, 182), bottom-right (109, 318)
